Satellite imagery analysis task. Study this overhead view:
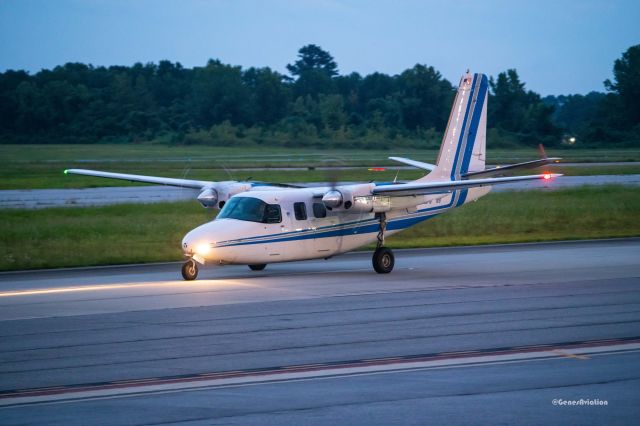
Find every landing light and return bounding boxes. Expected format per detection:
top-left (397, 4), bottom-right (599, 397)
top-left (543, 173), bottom-right (552, 180)
top-left (195, 243), bottom-right (210, 256)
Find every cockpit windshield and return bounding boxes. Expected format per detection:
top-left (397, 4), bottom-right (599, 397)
top-left (216, 197), bottom-right (281, 224)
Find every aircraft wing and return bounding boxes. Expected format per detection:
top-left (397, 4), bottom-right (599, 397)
top-left (372, 173), bottom-right (562, 197)
top-left (64, 169), bottom-right (214, 189)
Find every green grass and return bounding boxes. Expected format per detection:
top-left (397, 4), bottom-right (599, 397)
top-left (3, 144), bottom-right (640, 164)
top-left (1, 185), bottom-right (638, 271)
top-left (0, 202), bottom-right (210, 271)
top-left (548, 165), bottom-right (640, 176)
top-left (385, 185), bottom-right (640, 248)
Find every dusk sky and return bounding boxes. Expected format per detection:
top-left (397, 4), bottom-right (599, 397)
top-left (1, 0), bottom-right (638, 95)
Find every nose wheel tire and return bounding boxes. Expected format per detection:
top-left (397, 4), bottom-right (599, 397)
top-left (372, 247), bottom-right (394, 274)
top-left (248, 264), bottom-right (267, 271)
top-left (182, 260), bottom-right (198, 280)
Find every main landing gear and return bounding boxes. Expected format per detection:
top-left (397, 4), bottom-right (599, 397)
top-left (248, 264), bottom-right (267, 271)
top-left (372, 212), bottom-right (394, 274)
top-left (182, 259), bottom-right (198, 280)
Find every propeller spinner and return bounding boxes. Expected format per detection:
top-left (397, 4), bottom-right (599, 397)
top-left (322, 190), bottom-right (343, 208)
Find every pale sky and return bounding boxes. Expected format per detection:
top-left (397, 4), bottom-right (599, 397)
top-left (1, 0), bottom-right (638, 95)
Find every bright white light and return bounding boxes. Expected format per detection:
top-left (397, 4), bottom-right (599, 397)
top-left (196, 243), bottom-right (210, 256)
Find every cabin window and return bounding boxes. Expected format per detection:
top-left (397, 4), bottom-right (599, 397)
top-left (294, 202), bottom-right (307, 220)
top-left (217, 197), bottom-right (281, 224)
top-left (312, 202), bottom-right (327, 218)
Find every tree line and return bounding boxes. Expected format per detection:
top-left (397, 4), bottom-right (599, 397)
top-left (0, 44), bottom-right (638, 149)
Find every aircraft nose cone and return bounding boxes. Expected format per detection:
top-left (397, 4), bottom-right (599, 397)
top-left (181, 235), bottom-right (191, 253)
top-left (181, 228), bottom-right (204, 255)
top-left (181, 223), bottom-right (218, 259)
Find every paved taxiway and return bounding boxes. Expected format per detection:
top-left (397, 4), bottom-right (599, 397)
top-left (0, 239), bottom-right (639, 424)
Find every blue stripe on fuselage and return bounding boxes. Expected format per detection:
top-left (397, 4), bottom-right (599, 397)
top-left (215, 197), bottom-right (457, 248)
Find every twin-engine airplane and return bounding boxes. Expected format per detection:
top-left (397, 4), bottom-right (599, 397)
top-left (66, 72), bottom-right (561, 280)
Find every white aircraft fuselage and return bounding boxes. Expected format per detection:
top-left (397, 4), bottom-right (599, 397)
top-left (182, 184), bottom-right (491, 265)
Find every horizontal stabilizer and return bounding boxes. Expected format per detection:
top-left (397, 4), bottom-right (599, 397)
top-left (462, 157), bottom-right (561, 179)
top-left (388, 157), bottom-right (437, 172)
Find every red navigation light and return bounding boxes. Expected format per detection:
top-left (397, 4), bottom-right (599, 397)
top-left (368, 167), bottom-right (386, 172)
top-left (543, 173), bottom-right (552, 180)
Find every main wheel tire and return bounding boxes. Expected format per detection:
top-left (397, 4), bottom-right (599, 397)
top-left (248, 264), bottom-right (267, 271)
top-left (181, 260), bottom-right (198, 280)
top-left (372, 247), bottom-right (395, 274)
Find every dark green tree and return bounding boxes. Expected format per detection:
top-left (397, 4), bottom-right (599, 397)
top-left (397, 65), bottom-right (453, 131)
top-left (490, 69), bottom-right (560, 145)
top-left (604, 44), bottom-right (640, 125)
top-left (242, 67), bottom-right (289, 125)
top-left (287, 44), bottom-right (338, 97)
top-left (190, 59), bottom-right (251, 127)
top-left (286, 44), bottom-right (338, 77)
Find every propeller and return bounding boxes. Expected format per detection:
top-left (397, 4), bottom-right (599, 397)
top-left (180, 159), bottom-right (219, 219)
top-left (321, 158), bottom-right (346, 209)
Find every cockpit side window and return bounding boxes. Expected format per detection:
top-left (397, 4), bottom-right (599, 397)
top-left (264, 204), bottom-right (282, 223)
top-left (294, 202), bottom-right (307, 220)
top-left (312, 202), bottom-right (327, 218)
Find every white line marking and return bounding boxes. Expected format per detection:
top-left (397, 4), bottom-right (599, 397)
top-left (2, 343), bottom-right (638, 408)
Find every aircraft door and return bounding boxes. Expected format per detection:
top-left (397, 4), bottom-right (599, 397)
top-left (311, 202), bottom-right (341, 256)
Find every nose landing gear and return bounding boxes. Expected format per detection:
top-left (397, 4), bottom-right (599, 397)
top-left (182, 259), bottom-right (198, 280)
top-left (372, 212), bottom-right (394, 274)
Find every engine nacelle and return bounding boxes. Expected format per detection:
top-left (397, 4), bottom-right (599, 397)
top-left (197, 188), bottom-right (218, 208)
top-left (197, 182), bottom-right (252, 209)
top-left (322, 190), bottom-right (343, 208)
top-left (321, 183), bottom-right (390, 214)
top-left (350, 195), bottom-right (392, 213)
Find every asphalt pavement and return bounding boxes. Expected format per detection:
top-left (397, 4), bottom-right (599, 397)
top-left (0, 239), bottom-right (639, 424)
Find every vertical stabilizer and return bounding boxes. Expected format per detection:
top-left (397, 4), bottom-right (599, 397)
top-left (419, 72), bottom-right (488, 182)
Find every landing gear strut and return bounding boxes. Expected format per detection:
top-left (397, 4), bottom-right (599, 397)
top-left (182, 259), bottom-right (198, 280)
top-left (372, 212), bottom-right (394, 274)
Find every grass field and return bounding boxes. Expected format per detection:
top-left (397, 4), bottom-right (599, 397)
top-left (1, 144), bottom-right (640, 190)
top-left (4, 144), bottom-right (640, 164)
top-left (1, 185), bottom-right (638, 271)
